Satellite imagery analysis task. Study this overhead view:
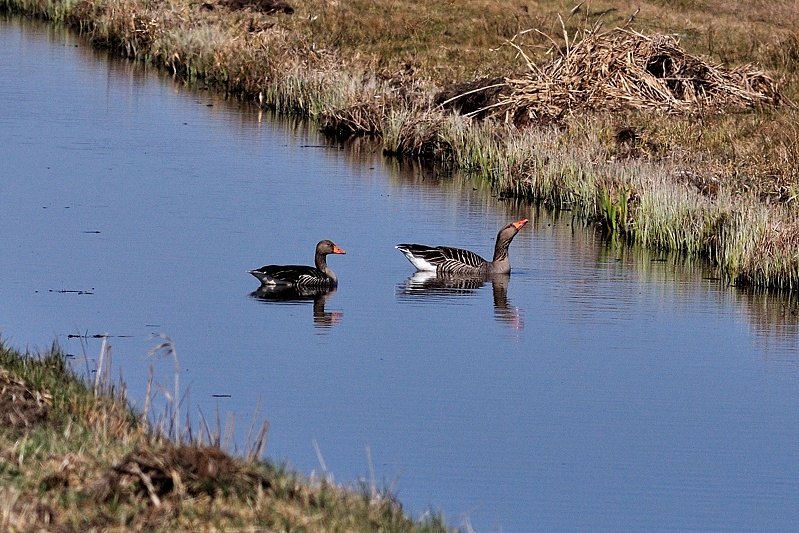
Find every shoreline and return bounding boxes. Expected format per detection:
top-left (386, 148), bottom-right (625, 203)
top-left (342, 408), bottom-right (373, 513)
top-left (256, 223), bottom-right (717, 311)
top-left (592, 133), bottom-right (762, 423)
top-left (0, 340), bottom-right (452, 530)
top-left (1, 2), bottom-right (797, 288)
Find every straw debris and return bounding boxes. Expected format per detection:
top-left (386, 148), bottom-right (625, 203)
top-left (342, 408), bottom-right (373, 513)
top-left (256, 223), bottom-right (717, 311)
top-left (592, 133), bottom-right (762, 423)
top-left (98, 443), bottom-right (271, 505)
top-left (474, 27), bottom-right (783, 125)
top-left (0, 368), bottom-right (52, 432)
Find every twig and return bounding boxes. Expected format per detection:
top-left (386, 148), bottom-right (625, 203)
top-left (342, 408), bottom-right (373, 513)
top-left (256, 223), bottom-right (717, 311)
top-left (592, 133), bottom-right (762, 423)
top-left (130, 462), bottom-right (162, 508)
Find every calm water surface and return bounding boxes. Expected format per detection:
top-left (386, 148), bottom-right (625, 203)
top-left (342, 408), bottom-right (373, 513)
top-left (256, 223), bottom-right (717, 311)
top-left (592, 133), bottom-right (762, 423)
top-left (3, 17), bottom-right (799, 532)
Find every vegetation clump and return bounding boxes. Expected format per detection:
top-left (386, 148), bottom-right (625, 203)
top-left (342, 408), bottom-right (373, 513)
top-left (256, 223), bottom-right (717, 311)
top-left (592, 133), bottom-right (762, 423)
top-left (476, 27), bottom-right (784, 125)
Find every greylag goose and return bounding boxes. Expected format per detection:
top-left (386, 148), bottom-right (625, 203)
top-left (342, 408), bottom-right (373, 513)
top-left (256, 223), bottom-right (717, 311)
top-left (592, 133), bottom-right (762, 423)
top-left (396, 219), bottom-right (528, 275)
top-left (249, 240), bottom-right (346, 287)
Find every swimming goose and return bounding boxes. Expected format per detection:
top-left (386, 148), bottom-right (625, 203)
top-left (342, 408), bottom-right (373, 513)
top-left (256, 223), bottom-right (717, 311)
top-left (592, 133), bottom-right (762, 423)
top-left (396, 219), bottom-right (528, 275)
top-left (249, 240), bottom-right (346, 287)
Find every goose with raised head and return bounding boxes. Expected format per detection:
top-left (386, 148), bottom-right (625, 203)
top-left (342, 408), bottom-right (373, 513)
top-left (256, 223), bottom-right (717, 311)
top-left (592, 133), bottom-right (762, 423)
top-left (396, 219), bottom-right (528, 275)
top-left (249, 240), bottom-right (346, 287)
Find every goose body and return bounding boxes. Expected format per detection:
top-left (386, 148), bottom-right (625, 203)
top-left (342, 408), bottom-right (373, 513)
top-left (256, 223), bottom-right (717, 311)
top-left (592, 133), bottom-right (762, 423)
top-left (396, 219), bottom-right (527, 275)
top-left (249, 240), bottom-right (345, 287)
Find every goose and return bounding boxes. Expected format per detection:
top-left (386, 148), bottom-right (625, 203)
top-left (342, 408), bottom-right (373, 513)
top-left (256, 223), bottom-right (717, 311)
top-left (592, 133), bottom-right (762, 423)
top-left (249, 240), bottom-right (346, 287)
top-left (396, 219), bottom-right (528, 275)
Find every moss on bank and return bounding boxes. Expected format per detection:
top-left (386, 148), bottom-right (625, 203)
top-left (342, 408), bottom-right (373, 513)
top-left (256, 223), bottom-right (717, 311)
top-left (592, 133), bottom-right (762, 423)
top-left (0, 342), bottom-right (450, 532)
top-left (1, 0), bottom-right (798, 288)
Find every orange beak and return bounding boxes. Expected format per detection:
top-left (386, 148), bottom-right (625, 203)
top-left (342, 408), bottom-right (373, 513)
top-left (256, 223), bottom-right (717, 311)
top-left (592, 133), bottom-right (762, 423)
top-left (512, 219), bottom-right (529, 230)
top-left (332, 245), bottom-right (346, 254)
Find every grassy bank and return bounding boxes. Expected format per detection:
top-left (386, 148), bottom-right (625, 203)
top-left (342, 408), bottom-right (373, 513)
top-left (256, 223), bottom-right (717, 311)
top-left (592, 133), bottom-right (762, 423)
top-left (0, 341), bottom-right (450, 531)
top-left (2, 0), bottom-right (798, 287)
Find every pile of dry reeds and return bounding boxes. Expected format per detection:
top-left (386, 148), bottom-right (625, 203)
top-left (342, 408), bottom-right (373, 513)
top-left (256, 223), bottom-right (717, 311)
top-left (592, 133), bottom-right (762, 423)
top-left (477, 27), bottom-right (783, 123)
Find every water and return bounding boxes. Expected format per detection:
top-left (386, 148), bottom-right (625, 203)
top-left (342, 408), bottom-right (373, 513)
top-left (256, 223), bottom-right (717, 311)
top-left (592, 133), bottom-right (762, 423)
top-left (3, 16), bottom-right (799, 532)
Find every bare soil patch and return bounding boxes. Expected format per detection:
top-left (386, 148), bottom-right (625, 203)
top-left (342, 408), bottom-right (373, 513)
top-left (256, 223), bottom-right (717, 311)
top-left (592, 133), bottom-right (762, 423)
top-left (218, 0), bottom-right (293, 14)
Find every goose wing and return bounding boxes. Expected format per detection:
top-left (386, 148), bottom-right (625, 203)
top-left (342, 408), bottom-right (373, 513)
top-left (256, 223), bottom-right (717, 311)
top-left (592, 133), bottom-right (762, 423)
top-left (438, 246), bottom-right (487, 272)
top-left (396, 244), bottom-right (487, 272)
top-left (396, 244), bottom-right (447, 271)
top-left (249, 265), bottom-right (331, 286)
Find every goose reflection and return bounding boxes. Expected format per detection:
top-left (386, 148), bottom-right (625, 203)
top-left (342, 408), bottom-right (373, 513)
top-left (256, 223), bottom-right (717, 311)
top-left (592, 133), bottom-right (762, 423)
top-left (396, 271), bottom-right (523, 330)
top-left (249, 286), bottom-right (342, 328)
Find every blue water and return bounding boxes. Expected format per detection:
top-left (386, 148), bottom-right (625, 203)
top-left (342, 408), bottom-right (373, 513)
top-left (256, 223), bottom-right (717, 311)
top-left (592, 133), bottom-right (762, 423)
top-left (2, 16), bottom-right (799, 532)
